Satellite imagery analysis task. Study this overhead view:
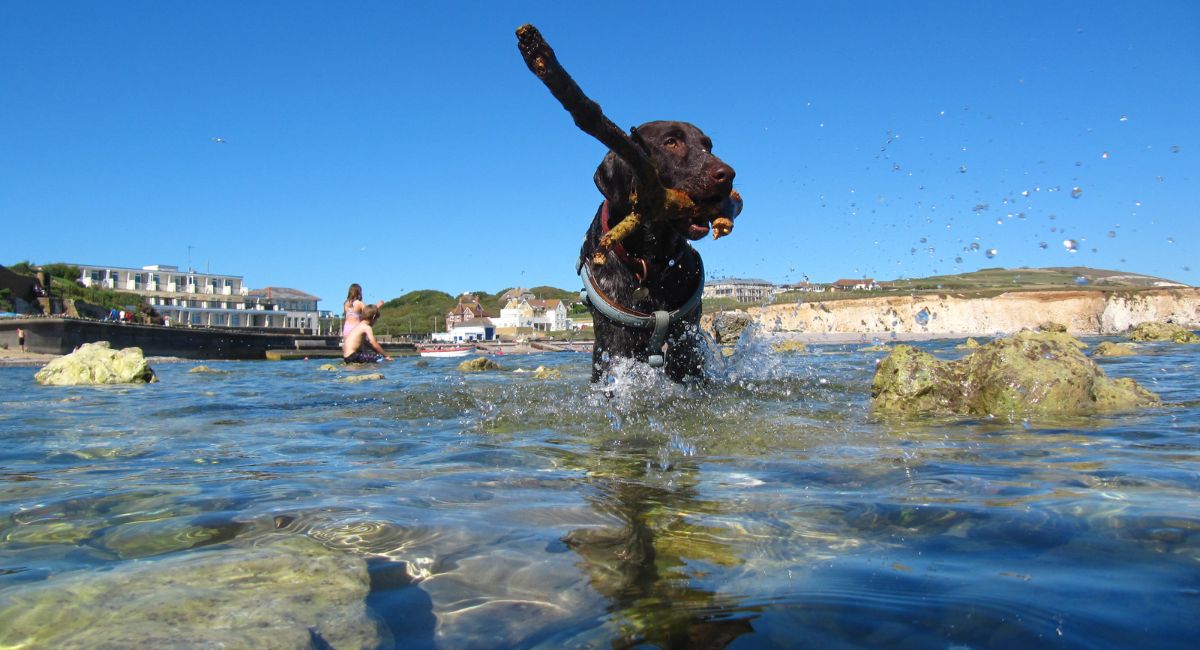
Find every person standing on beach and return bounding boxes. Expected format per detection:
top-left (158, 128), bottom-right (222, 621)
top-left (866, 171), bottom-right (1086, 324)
top-left (17, 328), bottom-right (25, 352)
top-left (342, 305), bottom-right (391, 363)
top-left (342, 283), bottom-right (384, 338)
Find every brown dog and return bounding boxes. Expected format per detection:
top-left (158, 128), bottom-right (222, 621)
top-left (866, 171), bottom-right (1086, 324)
top-left (579, 121), bottom-right (738, 382)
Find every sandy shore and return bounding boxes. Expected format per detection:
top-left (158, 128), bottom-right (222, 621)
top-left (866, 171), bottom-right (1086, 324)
top-left (0, 347), bottom-right (58, 367)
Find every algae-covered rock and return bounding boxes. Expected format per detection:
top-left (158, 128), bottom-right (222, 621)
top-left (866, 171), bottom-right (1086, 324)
top-left (0, 535), bottom-right (383, 649)
top-left (459, 357), bottom-right (501, 372)
top-left (340, 372), bottom-right (384, 383)
top-left (34, 342), bottom-right (156, 386)
top-left (1038, 321), bottom-right (1068, 333)
top-left (870, 345), bottom-right (967, 414)
top-left (955, 337), bottom-right (982, 350)
top-left (1127, 322), bottom-right (1200, 343)
top-left (1092, 341), bottom-right (1138, 357)
top-left (318, 363), bottom-right (340, 372)
top-left (871, 330), bottom-right (1160, 417)
top-left (772, 340), bottom-right (807, 354)
top-left (532, 365), bottom-right (562, 379)
top-left (711, 310), bottom-right (754, 345)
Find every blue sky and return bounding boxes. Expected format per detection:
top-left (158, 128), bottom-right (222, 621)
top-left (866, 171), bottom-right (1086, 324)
top-left (2, 1), bottom-right (1196, 310)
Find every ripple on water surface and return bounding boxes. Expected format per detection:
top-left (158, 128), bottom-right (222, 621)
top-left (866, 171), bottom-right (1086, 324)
top-left (1, 340), bottom-right (1199, 647)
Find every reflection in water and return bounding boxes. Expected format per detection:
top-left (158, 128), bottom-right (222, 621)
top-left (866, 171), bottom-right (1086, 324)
top-left (562, 449), bottom-right (756, 648)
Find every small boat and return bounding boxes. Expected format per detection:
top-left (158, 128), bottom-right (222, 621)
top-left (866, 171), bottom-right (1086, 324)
top-left (419, 346), bottom-right (474, 358)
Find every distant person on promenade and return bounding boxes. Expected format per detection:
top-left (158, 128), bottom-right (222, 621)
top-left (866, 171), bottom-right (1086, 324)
top-left (342, 283), bottom-right (384, 338)
top-left (17, 328), bottom-right (25, 352)
top-left (342, 305), bottom-right (391, 364)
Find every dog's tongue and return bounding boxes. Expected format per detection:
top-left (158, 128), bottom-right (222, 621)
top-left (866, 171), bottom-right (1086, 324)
top-left (686, 222), bottom-right (711, 240)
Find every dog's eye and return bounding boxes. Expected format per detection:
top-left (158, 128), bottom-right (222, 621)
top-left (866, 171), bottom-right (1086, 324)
top-left (663, 137), bottom-right (679, 147)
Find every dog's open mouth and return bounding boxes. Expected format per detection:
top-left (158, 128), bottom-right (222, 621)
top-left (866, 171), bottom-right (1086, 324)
top-left (679, 218), bottom-right (711, 240)
top-left (676, 192), bottom-right (736, 240)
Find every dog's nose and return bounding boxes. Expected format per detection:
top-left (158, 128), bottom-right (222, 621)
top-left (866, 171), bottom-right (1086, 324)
top-left (710, 163), bottom-right (735, 186)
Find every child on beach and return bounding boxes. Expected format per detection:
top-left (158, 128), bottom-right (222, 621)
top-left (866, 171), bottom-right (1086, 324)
top-left (342, 305), bottom-right (391, 364)
top-left (342, 283), bottom-right (385, 338)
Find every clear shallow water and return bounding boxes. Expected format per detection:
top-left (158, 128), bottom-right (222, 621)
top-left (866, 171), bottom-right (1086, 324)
top-left (1, 337), bottom-right (1198, 649)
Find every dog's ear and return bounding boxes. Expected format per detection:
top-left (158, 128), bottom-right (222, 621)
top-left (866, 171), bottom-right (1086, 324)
top-left (593, 151), bottom-right (633, 210)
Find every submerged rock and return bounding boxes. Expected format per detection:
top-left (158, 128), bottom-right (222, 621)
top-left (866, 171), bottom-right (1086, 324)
top-left (459, 357), bottom-right (501, 372)
top-left (340, 372), bottom-right (384, 383)
top-left (318, 363), bottom-right (340, 372)
top-left (0, 535), bottom-right (383, 648)
top-left (531, 365), bottom-right (562, 379)
top-left (871, 330), bottom-right (1160, 417)
top-left (772, 340), bottom-right (807, 354)
top-left (188, 365), bottom-right (230, 374)
top-left (34, 342), bottom-right (156, 386)
top-left (1092, 341), bottom-right (1138, 357)
top-left (1127, 322), bottom-right (1200, 343)
top-left (859, 344), bottom-right (892, 353)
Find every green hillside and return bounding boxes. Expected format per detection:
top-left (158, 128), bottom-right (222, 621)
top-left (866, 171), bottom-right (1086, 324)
top-left (770, 266), bottom-right (1189, 306)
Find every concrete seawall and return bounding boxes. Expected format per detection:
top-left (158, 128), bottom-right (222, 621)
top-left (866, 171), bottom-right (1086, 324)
top-left (0, 318), bottom-right (339, 360)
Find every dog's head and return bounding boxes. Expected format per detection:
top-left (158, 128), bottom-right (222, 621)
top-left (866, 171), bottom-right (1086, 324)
top-left (594, 120), bottom-right (736, 241)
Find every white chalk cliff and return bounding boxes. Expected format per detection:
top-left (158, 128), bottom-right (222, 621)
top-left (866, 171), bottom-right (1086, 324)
top-left (740, 288), bottom-right (1200, 337)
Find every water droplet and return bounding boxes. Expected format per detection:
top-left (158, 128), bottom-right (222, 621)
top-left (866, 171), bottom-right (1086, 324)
top-left (1063, 239), bottom-right (1079, 252)
top-left (1134, 200), bottom-right (1142, 207)
top-left (1119, 115), bottom-right (1129, 122)
top-left (892, 163), bottom-right (902, 171)
top-left (1071, 186), bottom-right (1083, 199)
top-left (996, 219), bottom-right (1004, 226)
top-left (915, 308), bottom-right (931, 326)
top-left (986, 248), bottom-right (998, 259)
top-left (954, 256), bottom-right (963, 263)
top-left (1107, 230), bottom-right (1116, 238)
top-left (1167, 237), bottom-right (1175, 244)
top-left (1101, 151), bottom-right (1109, 159)
top-left (1171, 145), bottom-right (1182, 153)
top-left (969, 242), bottom-right (981, 252)
top-left (1039, 242), bottom-right (1048, 250)
top-left (1075, 276), bottom-right (1089, 285)
top-left (959, 165), bottom-right (968, 173)
top-left (668, 259), bottom-right (676, 267)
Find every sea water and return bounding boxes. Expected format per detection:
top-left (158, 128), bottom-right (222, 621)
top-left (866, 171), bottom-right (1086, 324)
top-left (1, 337), bottom-right (1198, 648)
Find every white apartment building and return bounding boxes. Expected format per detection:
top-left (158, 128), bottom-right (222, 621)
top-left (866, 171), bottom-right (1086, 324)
top-left (703, 278), bottom-right (778, 303)
top-left (74, 263), bottom-right (322, 332)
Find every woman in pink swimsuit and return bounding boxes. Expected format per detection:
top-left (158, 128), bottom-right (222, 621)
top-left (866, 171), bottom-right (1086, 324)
top-left (342, 283), bottom-right (384, 338)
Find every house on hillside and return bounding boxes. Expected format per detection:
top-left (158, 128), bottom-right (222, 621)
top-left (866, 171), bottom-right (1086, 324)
top-left (494, 296), bottom-right (569, 332)
top-left (445, 293), bottom-right (490, 332)
top-left (830, 278), bottom-right (879, 291)
top-left (528, 299), bottom-right (568, 331)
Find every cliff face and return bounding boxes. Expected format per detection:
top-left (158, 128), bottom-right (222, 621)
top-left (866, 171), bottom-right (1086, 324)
top-left (740, 288), bottom-right (1200, 337)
